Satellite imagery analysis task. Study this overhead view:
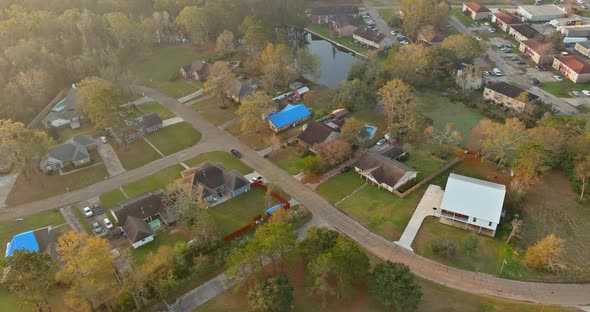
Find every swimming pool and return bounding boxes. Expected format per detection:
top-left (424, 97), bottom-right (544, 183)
top-left (362, 125), bottom-right (377, 139)
top-left (51, 98), bottom-right (66, 112)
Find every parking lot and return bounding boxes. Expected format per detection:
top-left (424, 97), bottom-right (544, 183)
top-left (74, 197), bottom-right (117, 238)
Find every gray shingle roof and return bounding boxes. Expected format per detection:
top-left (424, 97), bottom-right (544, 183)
top-left (72, 134), bottom-right (95, 147)
top-left (112, 190), bottom-right (168, 226)
top-left (48, 142), bottom-right (89, 162)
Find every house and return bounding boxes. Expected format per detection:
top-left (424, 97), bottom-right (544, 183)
top-left (331, 108), bottom-right (349, 120)
top-left (483, 82), bottom-right (540, 112)
top-left (439, 174), bottom-right (506, 236)
top-left (418, 30), bottom-right (445, 46)
top-left (297, 121), bottom-right (340, 153)
top-left (42, 85), bottom-right (80, 129)
top-left (491, 12), bottom-right (523, 32)
top-left (519, 39), bottom-right (556, 64)
top-left (229, 78), bottom-right (259, 103)
top-left (5, 226), bottom-right (58, 259)
top-left (462, 2), bottom-right (491, 20)
top-left (180, 60), bottom-right (211, 82)
top-left (267, 104), bottom-right (311, 132)
top-left (310, 6), bottom-right (359, 25)
top-left (559, 25), bottom-right (590, 37)
top-left (180, 162), bottom-right (250, 203)
top-left (517, 5), bottom-right (566, 22)
top-left (508, 24), bottom-right (539, 42)
top-left (121, 113), bottom-right (163, 143)
top-left (552, 55), bottom-right (590, 83)
top-left (39, 135), bottom-right (96, 173)
top-left (574, 41), bottom-right (590, 58)
top-left (352, 28), bottom-right (395, 49)
top-left (111, 190), bottom-right (174, 248)
top-left (354, 151), bottom-right (417, 193)
top-left (549, 17), bottom-right (582, 28)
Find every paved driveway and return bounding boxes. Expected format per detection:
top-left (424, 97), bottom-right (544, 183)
top-left (96, 141), bottom-right (126, 177)
top-left (0, 172), bottom-right (18, 208)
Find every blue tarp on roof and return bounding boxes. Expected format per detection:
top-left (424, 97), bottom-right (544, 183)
top-left (5, 231), bottom-right (39, 257)
top-left (268, 104), bottom-right (311, 129)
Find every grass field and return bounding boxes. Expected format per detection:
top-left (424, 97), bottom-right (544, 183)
top-left (146, 122), bottom-right (202, 155)
top-left (404, 143), bottom-right (448, 179)
top-left (452, 8), bottom-right (475, 27)
top-left (130, 229), bottom-right (190, 266)
top-left (6, 165), bottom-right (109, 206)
top-left (190, 97), bottom-right (239, 125)
top-left (99, 188), bottom-right (127, 209)
top-left (137, 101), bottom-right (175, 120)
top-left (113, 139), bottom-right (162, 170)
top-left (268, 148), bottom-right (304, 175)
top-left (316, 171), bottom-right (366, 204)
top-left (302, 87), bottom-right (335, 116)
top-left (0, 209), bottom-right (65, 256)
top-left (541, 80), bottom-right (590, 98)
top-left (185, 151), bottom-right (252, 174)
top-left (209, 187), bottom-right (281, 237)
top-left (122, 164), bottom-right (184, 197)
top-left (226, 121), bottom-right (274, 150)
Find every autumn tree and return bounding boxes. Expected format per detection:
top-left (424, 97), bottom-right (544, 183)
top-left (247, 273), bottom-right (294, 312)
top-left (298, 226), bottom-right (340, 261)
top-left (236, 91), bottom-right (275, 132)
top-left (165, 180), bottom-right (206, 226)
top-left (314, 139), bottom-right (352, 166)
top-left (378, 79), bottom-right (416, 126)
top-left (441, 34), bottom-right (482, 62)
top-left (477, 118), bottom-right (528, 167)
top-left (240, 16), bottom-right (274, 55)
top-left (525, 234), bottom-right (565, 271)
top-left (215, 30), bottom-right (236, 55)
top-left (260, 43), bottom-right (296, 91)
top-left (400, 0), bottom-right (450, 41)
top-left (85, 82), bottom-right (126, 133)
top-left (0, 250), bottom-right (56, 311)
top-left (340, 117), bottom-right (368, 147)
top-left (76, 77), bottom-right (113, 115)
top-left (141, 245), bottom-right (179, 301)
top-left (369, 261), bottom-right (422, 312)
top-left (0, 119), bottom-right (53, 174)
top-left (16, 68), bottom-right (53, 103)
top-left (332, 78), bottom-right (377, 111)
top-left (55, 231), bottom-right (116, 310)
top-left (511, 143), bottom-right (550, 197)
top-left (424, 123), bottom-right (463, 158)
top-left (205, 61), bottom-right (236, 109)
top-left (506, 219), bottom-right (524, 245)
top-left (574, 155), bottom-right (590, 200)
top-left (455, 65), bottom-right (483, 94)
top-left (387, 45), bottom-right (433, 87)
top-left (256, 221), bottom-right (297, 273)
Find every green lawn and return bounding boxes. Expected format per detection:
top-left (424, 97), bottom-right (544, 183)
top-left (138, 101), bottom-right (175, 120)
top-left (0, 209), bottom-right (65, 256)
top-left (113, 139), bottom-right (162, 170)
top-left (268, 148), bottom-right (304, 175)
top-left (99, 188), bottom-right (127, 209)
top-left (226, 121), bottom-right (273, 150)
top-left (303, 87), bottom-right (334, 116)
top-left (146, 122), bottom-right (202, 155)
top-left (378, 8), bottom-right (395, 21)
top-left (130, 230), bottom-right (190, 266)
top-left (316, 171), bottom-right (366, 204)
top-left (452, 8), bottom-right (475, 27)
top-left (418, 90), bottom-right (484, 144)
top-left (190, 97), bottom-right (240, 125)
top-left (122, 164), bottom-right (184, 197)
top-left (71, 206), bottom-right (92, 234)
top-left (404, 143), bottom-right (447, 179)
top-left (541, 80), bottom-right (590, 98)
top-left (155, 80), bottom-right (200, 98)
top-left (184, 151), bottom-right (252, 174)
top-left (209, 187), bottom-right (281, 237)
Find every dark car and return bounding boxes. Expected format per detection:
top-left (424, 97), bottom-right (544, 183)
top-left (92, 203), bottom-right (104, 215)
top-left (340, 166), bottom-right (351, 173)
top-left (535, 65), bottom-right (543, 71)
top-left (230, 149), bottom-right (242, 158)
top-left (517, 60), bottom-right (526, 65)
top-left (532, 78), bottom-right (541, 86)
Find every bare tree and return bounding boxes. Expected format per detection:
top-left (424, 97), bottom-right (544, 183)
top-left (505, 219), bottom-right (524, 245)
top-left (423, 123), bottom-right (463, 158)
top-left (456, 65), bottom-right (483, 95)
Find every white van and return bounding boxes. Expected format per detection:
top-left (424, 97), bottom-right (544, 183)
top-left (493, 68), bottom-right (502, 76)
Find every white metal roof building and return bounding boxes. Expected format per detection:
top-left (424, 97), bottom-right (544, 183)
top-left (439, 174), bottom-right (506, 236)
top-left (517, 5), bottom-right (566, 22)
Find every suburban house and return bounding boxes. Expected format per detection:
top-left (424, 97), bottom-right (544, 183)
top-left (508, 24), bottom-right (539, 42)
top-left (574, 41), bottom-right (590, 58)
top-left (354, 151), bottom-right (417, 193)
top-left (111, 190), bottom-right (174, 249)
top-left (179, 162), bottom-right (251, 204)
top-left (5, 226), bottom-right (58, 259)
top-left (491, 12), bottom-right (523, 32)
top-left (439, 174), bottom-right (506, 236)
top-left (552, 55), bottom-right (590, 83)
top-left (39, 134), bottom-right (96, 173)
top-left (352, 28), bottom-right (395, 49)
top-left (267, 104), bottom-right (311, 132)
top-left (297, 121), bottom-right (340, 153)
top-left (519, 39), bottom-right (556, 65)
top-left (180, 60), bottom-right (211, 82)
top-left (310, 6), bottom-right (359, 25)
top-left (517, 5), bottom-right (566, 22)
top-left (549, 17), bottom-right (582, 28)
top-left (229, 78), bottom-right (259, 103)
top-left (483, 82), bottom-right (540, 112)
top-left (121, 113), bottom-right (164, 143)
top-left (462, 2), bottom-right (491, 20)
top-left (42, 85), bottom-right (81, 129)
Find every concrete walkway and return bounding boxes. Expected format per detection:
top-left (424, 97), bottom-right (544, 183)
top-left (162, 116), bottom-right (184, 127)
top-left (96, 142), bottom-right (126, 177)
top-left (178, 89), bottom-right (203, 103)
top-left (143, 137), bottom-right (165, 157)
top-left (395, 185), bottom-right (444, 251)
top-left (59, 206), bottom-right (85, 233)
top-left (0, 172), bottom-right (19, 208)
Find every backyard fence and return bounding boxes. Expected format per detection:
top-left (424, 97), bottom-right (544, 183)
top-left (393, 157), bottom-right (461, 198)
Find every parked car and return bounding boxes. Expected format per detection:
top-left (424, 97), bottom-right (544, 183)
top-left (503, 49), bottom-right (513, 54)
top-left (474, 36), bottom-right (482, 41)
top-left (103, 218), bottom-right (114, 230)
top-left (517, 60), bottom-right (526, 65)
top-left (532, 78), bottom-right (541, 86)
top-left (540, 65), bottom-right (547, 71)
top-left (493, 68), bottom-right (502, 75)
top-left (230, 149), bottom-right (242, 158)
top-left (483, 71), bottom-right (491, 76)
top-left (83, 207), bottom-right (93, 217)
top-left (390, 30), bottom-right (396, 35)
top-left (489, 28), bottom-right (497, 33)
top-left (484, 22), bottom-right (490, 26)
top-left (100, 136), bottom-right (107, 144)
top-left (511, 57), bottom-right (519, 61)
top-left (572, 90), bottom-right (581, 97)
top-left (92, 203), bottom-right (104, 215)
top-left (554, 75), bottom-right (563, 81)
top-left (376, 138), bottom-right (387, 146)
top-left (340, 166), bottom-right (351, 173)
top-left (475, 22), bottom-right (481, 26)
top-left (400, 40), bottom-right (409, 45)
top-left (92, 222), bottom-right (102, 234)
top-left (582, 90), bottom-right (590, 96)
top-left (535, 65), bottom-right (544, 71)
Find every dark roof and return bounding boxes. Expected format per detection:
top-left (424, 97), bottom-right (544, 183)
top-left (464, 2), bottom-right (491, 13)
top-left (554, 55), bottom-right (590, 74)
top-left (331, 108), bottom-right (349, 119)
top-left (354, 152), bottom-right (416, 188)
top-left (379, 146), bottom-right (406, 160)
top-left (510, 24), bottom-right (539, 39)
top-left (576, 41), bottom-right (590, 49)
top-left (521, 39), bottom-right (554, 55)
top-left (47, 142), bottom-right (89, 162)
top-left (493, 12), bottom-right (522, 25)
top-left (72, 134), bottom-right (95, 147)
top-left (353, 28), bottom-right (386, 44)
top-left (297, 121), bottom-right (337, 146)
top-left (310, 6), bottom-right (359, 16)
top-left (123, 216), bottom-right (154, 244)
top-left (141, 113), bottom-right (163, 129)
top-left (185, 162), bottom-right (250, 198)
top-left (230, 79), bottom-right (258, 101)
top-left (112, 190), bottom-right (167, 226)
top-left (485, 82), bottom-right (540, 101)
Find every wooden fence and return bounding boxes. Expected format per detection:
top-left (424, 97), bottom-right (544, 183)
top-left (393, 157), bottom-right (461, 198)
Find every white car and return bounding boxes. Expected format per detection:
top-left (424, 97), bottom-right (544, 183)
top-left (475, 36), bottom-right (482, 41)
top-left (390, 30), bottom-right (396, 35)
top-left (582, 90), bottom-right (590, 96)
top-left (400, 40), bottom-right (409, 45)
top-left (100, 136), bottom-right (107, 144)
top-left (103, 218), bottom-right (113, 230)
top-left (83, 207), bottom-right (93, 217)
top-left (554, 75), bottom-right (563, 81)
top-left (484, 22), bottom-right (490, 26)
top-left (572, 90), bottom-right (581, 97)
top-left (376, 138), bottom-right (387, 146)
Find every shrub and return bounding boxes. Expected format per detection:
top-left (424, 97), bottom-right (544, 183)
top-left (461, 234), bottom-right (479, 256)
top-left (431, 239), bottom-right (456, 258)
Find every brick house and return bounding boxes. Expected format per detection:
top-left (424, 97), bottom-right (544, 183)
top-left (462, 2), bottom-right (491, 20)
top-left (552, 55), bottom-right (590, 83)
top-left (483, 82), bottom-right (540, 112)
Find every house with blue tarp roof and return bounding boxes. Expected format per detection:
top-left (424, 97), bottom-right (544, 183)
top-left (267, 104), bottom-right (311, 132)
top-left (5, 227), bottom-right (57, 259)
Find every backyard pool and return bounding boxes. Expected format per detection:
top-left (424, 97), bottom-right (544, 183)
top-left (52, 98), bottom-right (66, 112)
top-left (363, 125), bottom-right (376, 139)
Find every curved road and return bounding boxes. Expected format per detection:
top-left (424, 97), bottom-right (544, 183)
top-left (3, 87), bottom-right (589, 308)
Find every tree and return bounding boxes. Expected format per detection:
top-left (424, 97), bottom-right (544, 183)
top-left (525, 234), bottom-right (565, 271)
top-left (165, 180), bottom-right (204, 226)
top-left (400, 0), bottom-right (449, 42)
top-left (477, 118), bottom-right (528, 167)
top-left (260, 43), bottom-right (296, 91)
top-left (298, 226), bottom-right (340, 261)
top-left (423, 123), bottom-right (463, 158)
top-left (16, 68), bottom-right (52, 103)
top-left (431, 239), bottom-right (456, 258)
top-left (574, 155), bottom-right (590, 200)
top-left (330, 236), bottom-right (370, 298)
top-left (441, 34), bottom-right (482, 62)
top-left (314, 139), bottom-right (352, 166)
top-left (386, 45), bottom-right (433, 87)
top-left (205, 61), bottom-right (236, 109)
top-left (76, 77), bottom-right (112, 115)
top-left (369, 261), bottom-right (422, 312)
top-left (256, 222), bottom-right (297, 273)
top-left (240, 16), bottom-right (273, 55)
top-left (378, 79), bottom-right (416, 126)
top-left (236, 91), bottom-right (274, 132)
top-left (85, 82), bottom-right (125, 130)
top-left (247, 273), bottom-right (294, 312)
top-left (176, 6), bottom-right (221, 44)
top-left (308, 252), bottom-right (335, 307)
top-left (0, 250), bottom-right (55, 311)
top-left (215, 30), bottom-right (236, 55)
top-left (332, 78), bottom-right (376, 111)
top-left (295, 48), bottom-right (321, 82)
top-left (340, 117), bottom-right (368, 147)
top-left (461, 234), bottom-right (479, 256)
top-left (0, 119), bottom-right (53, 174)
top-left (55, 231), bottom-right (116, 310)
top-left (455, 65), bottom-right (483, 95)
top-left (140, 245), bottom-right (179, 301)
top-left (510, 143), bottom-right (550, 197)
top-left (301, 155), bottom-right (327, 175)
top-left (506, 219), bottom-right (524, 245)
